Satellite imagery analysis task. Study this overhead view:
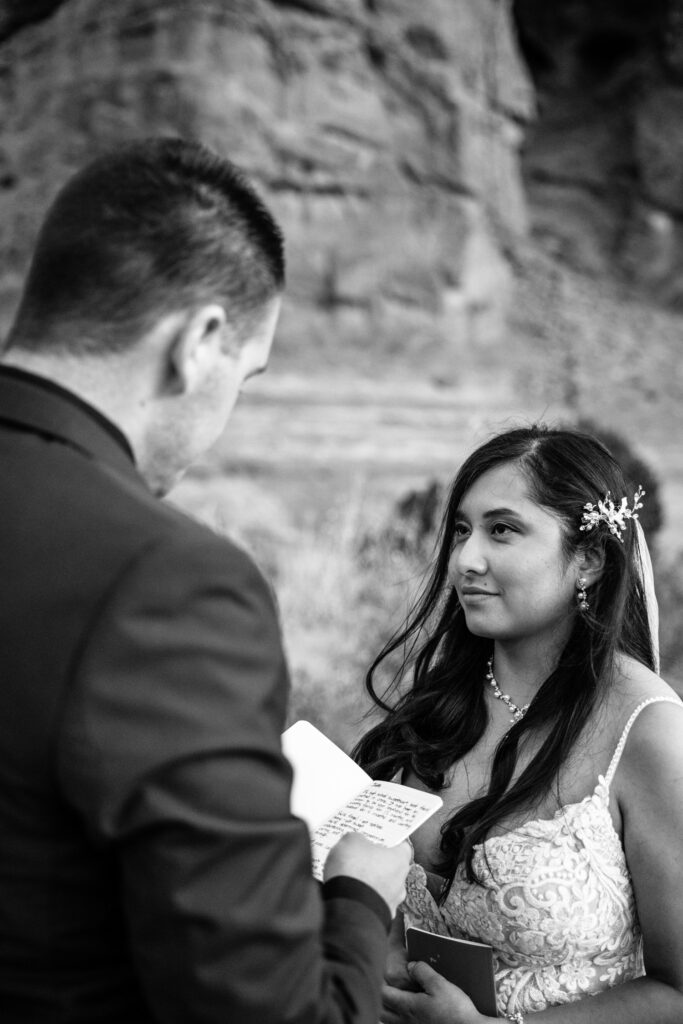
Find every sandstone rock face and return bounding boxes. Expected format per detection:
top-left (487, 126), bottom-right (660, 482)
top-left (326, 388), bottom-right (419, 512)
top-left (0, 0), bottom-right (66, 42)
top-left (0, 0), bottom-right (533, 368)
top-left (515, 0), bottom-right (683, 305)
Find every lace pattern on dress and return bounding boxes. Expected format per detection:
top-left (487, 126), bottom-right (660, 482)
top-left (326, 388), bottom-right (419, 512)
top-left (402, 696), bottom-right (682, 1016)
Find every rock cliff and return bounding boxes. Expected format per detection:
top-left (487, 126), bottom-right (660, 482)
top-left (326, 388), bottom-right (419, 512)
top-left (0, 0), bottom-right (533, 372)
top-left (515, 0), bottom-right (683, 305)
top-left (0, 0), bottom-right (681, 389)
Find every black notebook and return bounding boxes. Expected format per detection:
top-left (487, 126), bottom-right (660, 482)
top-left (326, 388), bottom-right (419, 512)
top-left (406, 926), bottom-right (498, 1017)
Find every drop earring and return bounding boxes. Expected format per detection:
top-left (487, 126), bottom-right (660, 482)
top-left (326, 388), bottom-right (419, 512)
top-left (576, 576), bottom-right (589, 613)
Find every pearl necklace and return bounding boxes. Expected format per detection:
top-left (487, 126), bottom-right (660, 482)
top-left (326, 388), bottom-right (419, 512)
top-left (486, 657), bottom-right (529, 724)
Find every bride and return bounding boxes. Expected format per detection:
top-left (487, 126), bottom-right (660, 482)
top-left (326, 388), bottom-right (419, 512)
top-left (354, 424), bottom-right (683, 1023)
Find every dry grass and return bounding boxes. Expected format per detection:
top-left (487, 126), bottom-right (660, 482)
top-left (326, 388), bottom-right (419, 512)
top-left (172, 469), bottom-right (425, 750)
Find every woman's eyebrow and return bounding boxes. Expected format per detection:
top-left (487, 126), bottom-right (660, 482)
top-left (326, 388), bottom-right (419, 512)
top-left (482, 507), bottom-right (524, 519)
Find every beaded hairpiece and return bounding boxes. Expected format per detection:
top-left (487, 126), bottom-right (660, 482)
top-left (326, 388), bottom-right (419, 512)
top-left (579, 486), bottom-right (645, 543)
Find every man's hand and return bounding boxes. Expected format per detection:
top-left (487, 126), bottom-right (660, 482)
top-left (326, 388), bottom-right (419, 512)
top-left (324, 834), bottom-right (411, 917)
top-left (381, 961), bottom-right (494, 1024)
top-left (384, 912), bottom-right (415, 992)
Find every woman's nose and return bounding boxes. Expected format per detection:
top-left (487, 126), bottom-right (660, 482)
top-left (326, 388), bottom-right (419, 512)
top-left (449, 533), bottom-right (487, 578)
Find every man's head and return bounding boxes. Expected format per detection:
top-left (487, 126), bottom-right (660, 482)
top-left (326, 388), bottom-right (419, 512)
top-left (7, 136), bottom-right (284, 355)
top-left (4, 137), bottom-right (285, 493)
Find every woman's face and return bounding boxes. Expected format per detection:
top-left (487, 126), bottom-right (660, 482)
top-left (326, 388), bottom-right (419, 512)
top-left (448, 462), bottom-right (582, 647)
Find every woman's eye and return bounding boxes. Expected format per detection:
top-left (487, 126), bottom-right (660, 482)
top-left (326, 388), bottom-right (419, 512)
top-left (453, 522), bottom-right (470, 539)
top-left (491, 522), bottom-right (516, 536)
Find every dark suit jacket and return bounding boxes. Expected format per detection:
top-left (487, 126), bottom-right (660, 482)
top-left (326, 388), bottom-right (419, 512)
top-left (0, 366), bottom-right (390, 1023)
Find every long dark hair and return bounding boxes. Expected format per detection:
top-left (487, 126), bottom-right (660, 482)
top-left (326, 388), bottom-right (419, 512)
top-left (353, 424), bottom-right (655, 887)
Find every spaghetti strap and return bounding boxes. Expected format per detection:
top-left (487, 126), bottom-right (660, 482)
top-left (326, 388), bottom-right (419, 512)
top-left (604, 696), bottom-right (683, 787)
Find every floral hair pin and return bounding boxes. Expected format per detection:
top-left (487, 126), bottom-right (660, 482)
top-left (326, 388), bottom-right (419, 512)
top-left (579, 486), bottom-right (645, 543)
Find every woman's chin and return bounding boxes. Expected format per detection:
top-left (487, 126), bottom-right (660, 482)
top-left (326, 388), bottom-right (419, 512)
top-left (464, 620), bottom-right (497, 639)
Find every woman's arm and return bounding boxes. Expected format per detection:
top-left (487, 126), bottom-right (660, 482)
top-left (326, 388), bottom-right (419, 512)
top-left (384, 911), bottom-right (412, 990)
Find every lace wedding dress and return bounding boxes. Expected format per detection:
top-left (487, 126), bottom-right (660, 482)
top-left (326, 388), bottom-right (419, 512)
top-left (402, 697), bottom-right (681, 1017)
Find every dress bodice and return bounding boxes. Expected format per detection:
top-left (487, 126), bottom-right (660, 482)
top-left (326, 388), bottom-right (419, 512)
top-left (401, 697), bottom-right (682, 1016)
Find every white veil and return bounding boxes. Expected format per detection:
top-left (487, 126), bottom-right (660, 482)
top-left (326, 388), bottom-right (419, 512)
top-left (635, 520), bottom-right (660, 674)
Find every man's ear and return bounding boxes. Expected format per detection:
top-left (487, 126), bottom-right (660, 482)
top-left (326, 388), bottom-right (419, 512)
top-left (166, 304), bottom-right (228, 394)
top-left (577, 544), bottom-right (606, 587)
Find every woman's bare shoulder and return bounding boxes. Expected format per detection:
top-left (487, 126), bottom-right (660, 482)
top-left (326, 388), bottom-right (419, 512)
top-left (607, 656), bottom-right (683, 787)
top-left (595, 655), bottom-right (683, 771)
top-left (612, 653), bottom-right (681, 706)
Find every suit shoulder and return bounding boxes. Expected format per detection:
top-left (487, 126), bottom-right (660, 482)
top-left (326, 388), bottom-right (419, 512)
top-left (102, 502), bottom-right (277, 635)
top-left (78, 460), bottom-right (270, 594)
top-left (156, 504), bottom-right (269, 586)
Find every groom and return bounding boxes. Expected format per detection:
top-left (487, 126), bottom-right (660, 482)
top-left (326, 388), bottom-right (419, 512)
top-left (0, 138), bottom-right (409, 1023)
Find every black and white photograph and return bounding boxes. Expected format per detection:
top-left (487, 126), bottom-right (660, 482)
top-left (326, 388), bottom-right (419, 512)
top-left (1, 3), bottom-right (682, 1022)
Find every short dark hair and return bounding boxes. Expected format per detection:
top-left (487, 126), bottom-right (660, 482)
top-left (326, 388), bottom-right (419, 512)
top-left (6, 137), bottom-right (285, 353)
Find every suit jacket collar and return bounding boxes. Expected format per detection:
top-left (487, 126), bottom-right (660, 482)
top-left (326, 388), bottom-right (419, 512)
top-left (0, 364), bottom-right (139, 479)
